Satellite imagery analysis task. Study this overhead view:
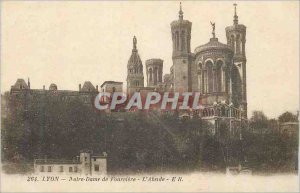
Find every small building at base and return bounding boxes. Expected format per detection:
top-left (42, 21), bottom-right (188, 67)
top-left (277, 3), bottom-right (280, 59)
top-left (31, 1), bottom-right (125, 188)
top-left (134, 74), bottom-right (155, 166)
top-left (34, 150), bottom-right (107, 175)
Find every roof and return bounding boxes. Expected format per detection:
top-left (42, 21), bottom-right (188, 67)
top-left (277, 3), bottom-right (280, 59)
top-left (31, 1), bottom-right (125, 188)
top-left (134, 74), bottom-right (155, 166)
top-left (225, 24), bottom-right (246, 32)
top-left (194, 38), bottom-right (232, 55)
top-left (49, 83), bottom-right (57, 90)
top-left (12, 79), bottom-right (29, 90)
top-left (100, 81), bottom-right (123, 88)
top-left (81, 81), bottom-right (96, 92)
top-left (145, 58), bottom-right (163, 66)
top-left (92, 155), bottom-right (107, 158)
top-left (280, 122), bottom-right (299, 126)
top-left (170, 19), bottom-right (192, 28)
top-left (128, 50), bottom-right (143, 67)
top-left (127, 36), bottom-right (143, 68)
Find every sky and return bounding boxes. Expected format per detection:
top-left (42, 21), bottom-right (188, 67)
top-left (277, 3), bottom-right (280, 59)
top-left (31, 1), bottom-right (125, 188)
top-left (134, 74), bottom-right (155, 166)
top-left (1, 1), bottom-right (299, 118)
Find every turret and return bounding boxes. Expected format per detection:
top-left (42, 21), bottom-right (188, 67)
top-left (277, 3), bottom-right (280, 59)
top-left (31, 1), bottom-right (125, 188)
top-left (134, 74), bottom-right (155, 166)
top-left (126, 36), bottom-right (144, 96)
top-left (171, 2), bottom-right (192, 57)
top-left (225, 4), bottom-right (247, 118)
top-left (170, 2), bottom-right (193, 92)
top-left (146, 59), bottom-right (163, 87)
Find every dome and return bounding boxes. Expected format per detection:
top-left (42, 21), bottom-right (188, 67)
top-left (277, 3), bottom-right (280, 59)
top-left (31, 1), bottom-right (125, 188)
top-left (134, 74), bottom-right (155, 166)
top-left (49, 83), bottom-right (57, 91)
top-left (170, 19), bottom-right (192, 28)
top-left (170, 2), bottom-right (192, 29)
top-left (194, 38), bottom-right (232, 55)
top-left (81, 81), bottom-right (96, 92)
top-left (225, 24), bottom-right (246, 33)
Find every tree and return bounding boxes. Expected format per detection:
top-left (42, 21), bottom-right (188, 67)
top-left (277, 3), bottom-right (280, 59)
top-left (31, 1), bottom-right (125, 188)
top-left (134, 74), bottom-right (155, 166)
top-left (268, 119), bottom-right (279, 132)
top-left (278, 111), bottom-right (298, 123)
top-left (250, 111), bottom-right (269, 134)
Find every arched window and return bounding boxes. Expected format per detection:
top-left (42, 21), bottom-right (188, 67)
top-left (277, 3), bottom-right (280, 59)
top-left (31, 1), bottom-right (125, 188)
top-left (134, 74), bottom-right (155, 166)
top-left (149, 68), bottom-right (153, 82)
top-left (139, 65), bottom-right (143, 73)
top-left (198, 63), bottom-right (202, 92)
top-left (158, 67), bottom-right (162, 82)
top-left (198, 62), bottom-right (202, 70)
top-left (202, 69), bottom-right (206, 93)
top-left (236, 34), bottom-right (240, 54)
top-left (231, 34), bottom-right (235, 50)
top-left (221, 106), bottom-right (226, 116)
top-left (175, 31), bottom-right (179, 51)
top-left (154, 67), bottom-right (158, 85)
top-left (181, 30), bottom-right (185, 51)
top-left (205, 61), bottom-right (213, 93)
top-left (203, 109), bottom-right (207, 117)
top-left (216, 60), bottom-right (223, 92)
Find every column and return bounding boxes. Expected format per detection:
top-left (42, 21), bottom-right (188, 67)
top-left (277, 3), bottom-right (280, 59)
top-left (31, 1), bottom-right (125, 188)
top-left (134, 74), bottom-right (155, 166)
top-left (153, 68), bottom-right (157, 85)
top-left (221, 67), bottom-right (226, 92)
top-left (198, 70), bottom-right (202, 93)
top-left (203, 70), bottom-right (207, 93)
top-left (212, 68), bottom-right (216, 92)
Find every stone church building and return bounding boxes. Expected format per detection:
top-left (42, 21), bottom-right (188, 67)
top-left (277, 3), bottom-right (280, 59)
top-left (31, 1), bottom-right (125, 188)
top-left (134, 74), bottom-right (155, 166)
top-left (126, 3), bottom-right (248, 133)
top-left (7, 3), bottom-right (248, 137)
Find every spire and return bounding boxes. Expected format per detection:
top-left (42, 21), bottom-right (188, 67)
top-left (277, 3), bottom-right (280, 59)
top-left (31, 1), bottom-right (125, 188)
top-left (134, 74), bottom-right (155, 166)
top-left (128, 35), bottom-right (142, 67)
top-left (133, 35), bottom-right (137, 52)
top-left (179, 2), bottom-right (183, 20)
top-left (233, 3), bottom-right (238, 25)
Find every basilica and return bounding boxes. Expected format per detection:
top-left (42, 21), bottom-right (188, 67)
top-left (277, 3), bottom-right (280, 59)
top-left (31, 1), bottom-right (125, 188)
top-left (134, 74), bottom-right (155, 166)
top-left (126, 3), bottom-right (247, 124)
top-left (6, 3), bottom-right (248, 137)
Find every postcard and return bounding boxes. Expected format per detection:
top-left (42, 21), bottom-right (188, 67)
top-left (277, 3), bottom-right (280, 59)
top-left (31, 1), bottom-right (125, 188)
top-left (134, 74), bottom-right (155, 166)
top-left (1, 1), bottom-right (299, 192)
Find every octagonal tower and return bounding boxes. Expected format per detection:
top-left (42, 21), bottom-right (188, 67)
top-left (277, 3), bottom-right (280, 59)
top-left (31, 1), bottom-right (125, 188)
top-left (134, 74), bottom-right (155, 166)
top-left (170, 2), bottom-right (193, 92)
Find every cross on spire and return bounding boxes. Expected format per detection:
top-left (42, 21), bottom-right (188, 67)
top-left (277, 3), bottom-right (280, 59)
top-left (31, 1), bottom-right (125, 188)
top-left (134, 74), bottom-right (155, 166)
top-left (179, 2), bottom-right (183, 20)
top-left (234, 3), bottom-right (237, 15)
top-left (233, 3), bottom-right (238, 25)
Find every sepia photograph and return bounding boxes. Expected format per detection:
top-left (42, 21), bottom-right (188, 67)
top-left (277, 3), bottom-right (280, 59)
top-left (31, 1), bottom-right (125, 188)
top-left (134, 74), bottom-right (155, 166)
top-left (0, 1), bottom-right (299, 192)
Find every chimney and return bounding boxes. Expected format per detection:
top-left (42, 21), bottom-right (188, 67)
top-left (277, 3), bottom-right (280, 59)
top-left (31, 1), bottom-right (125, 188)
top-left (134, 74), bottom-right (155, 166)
top-left (28, 78), bottom-right (30, 89)
top-left (79, 84), bottom-right (81, 91)
top-left (43, 85), bottom-right (45, 90)
top-left (96, 85), bottom-right (98, 91)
